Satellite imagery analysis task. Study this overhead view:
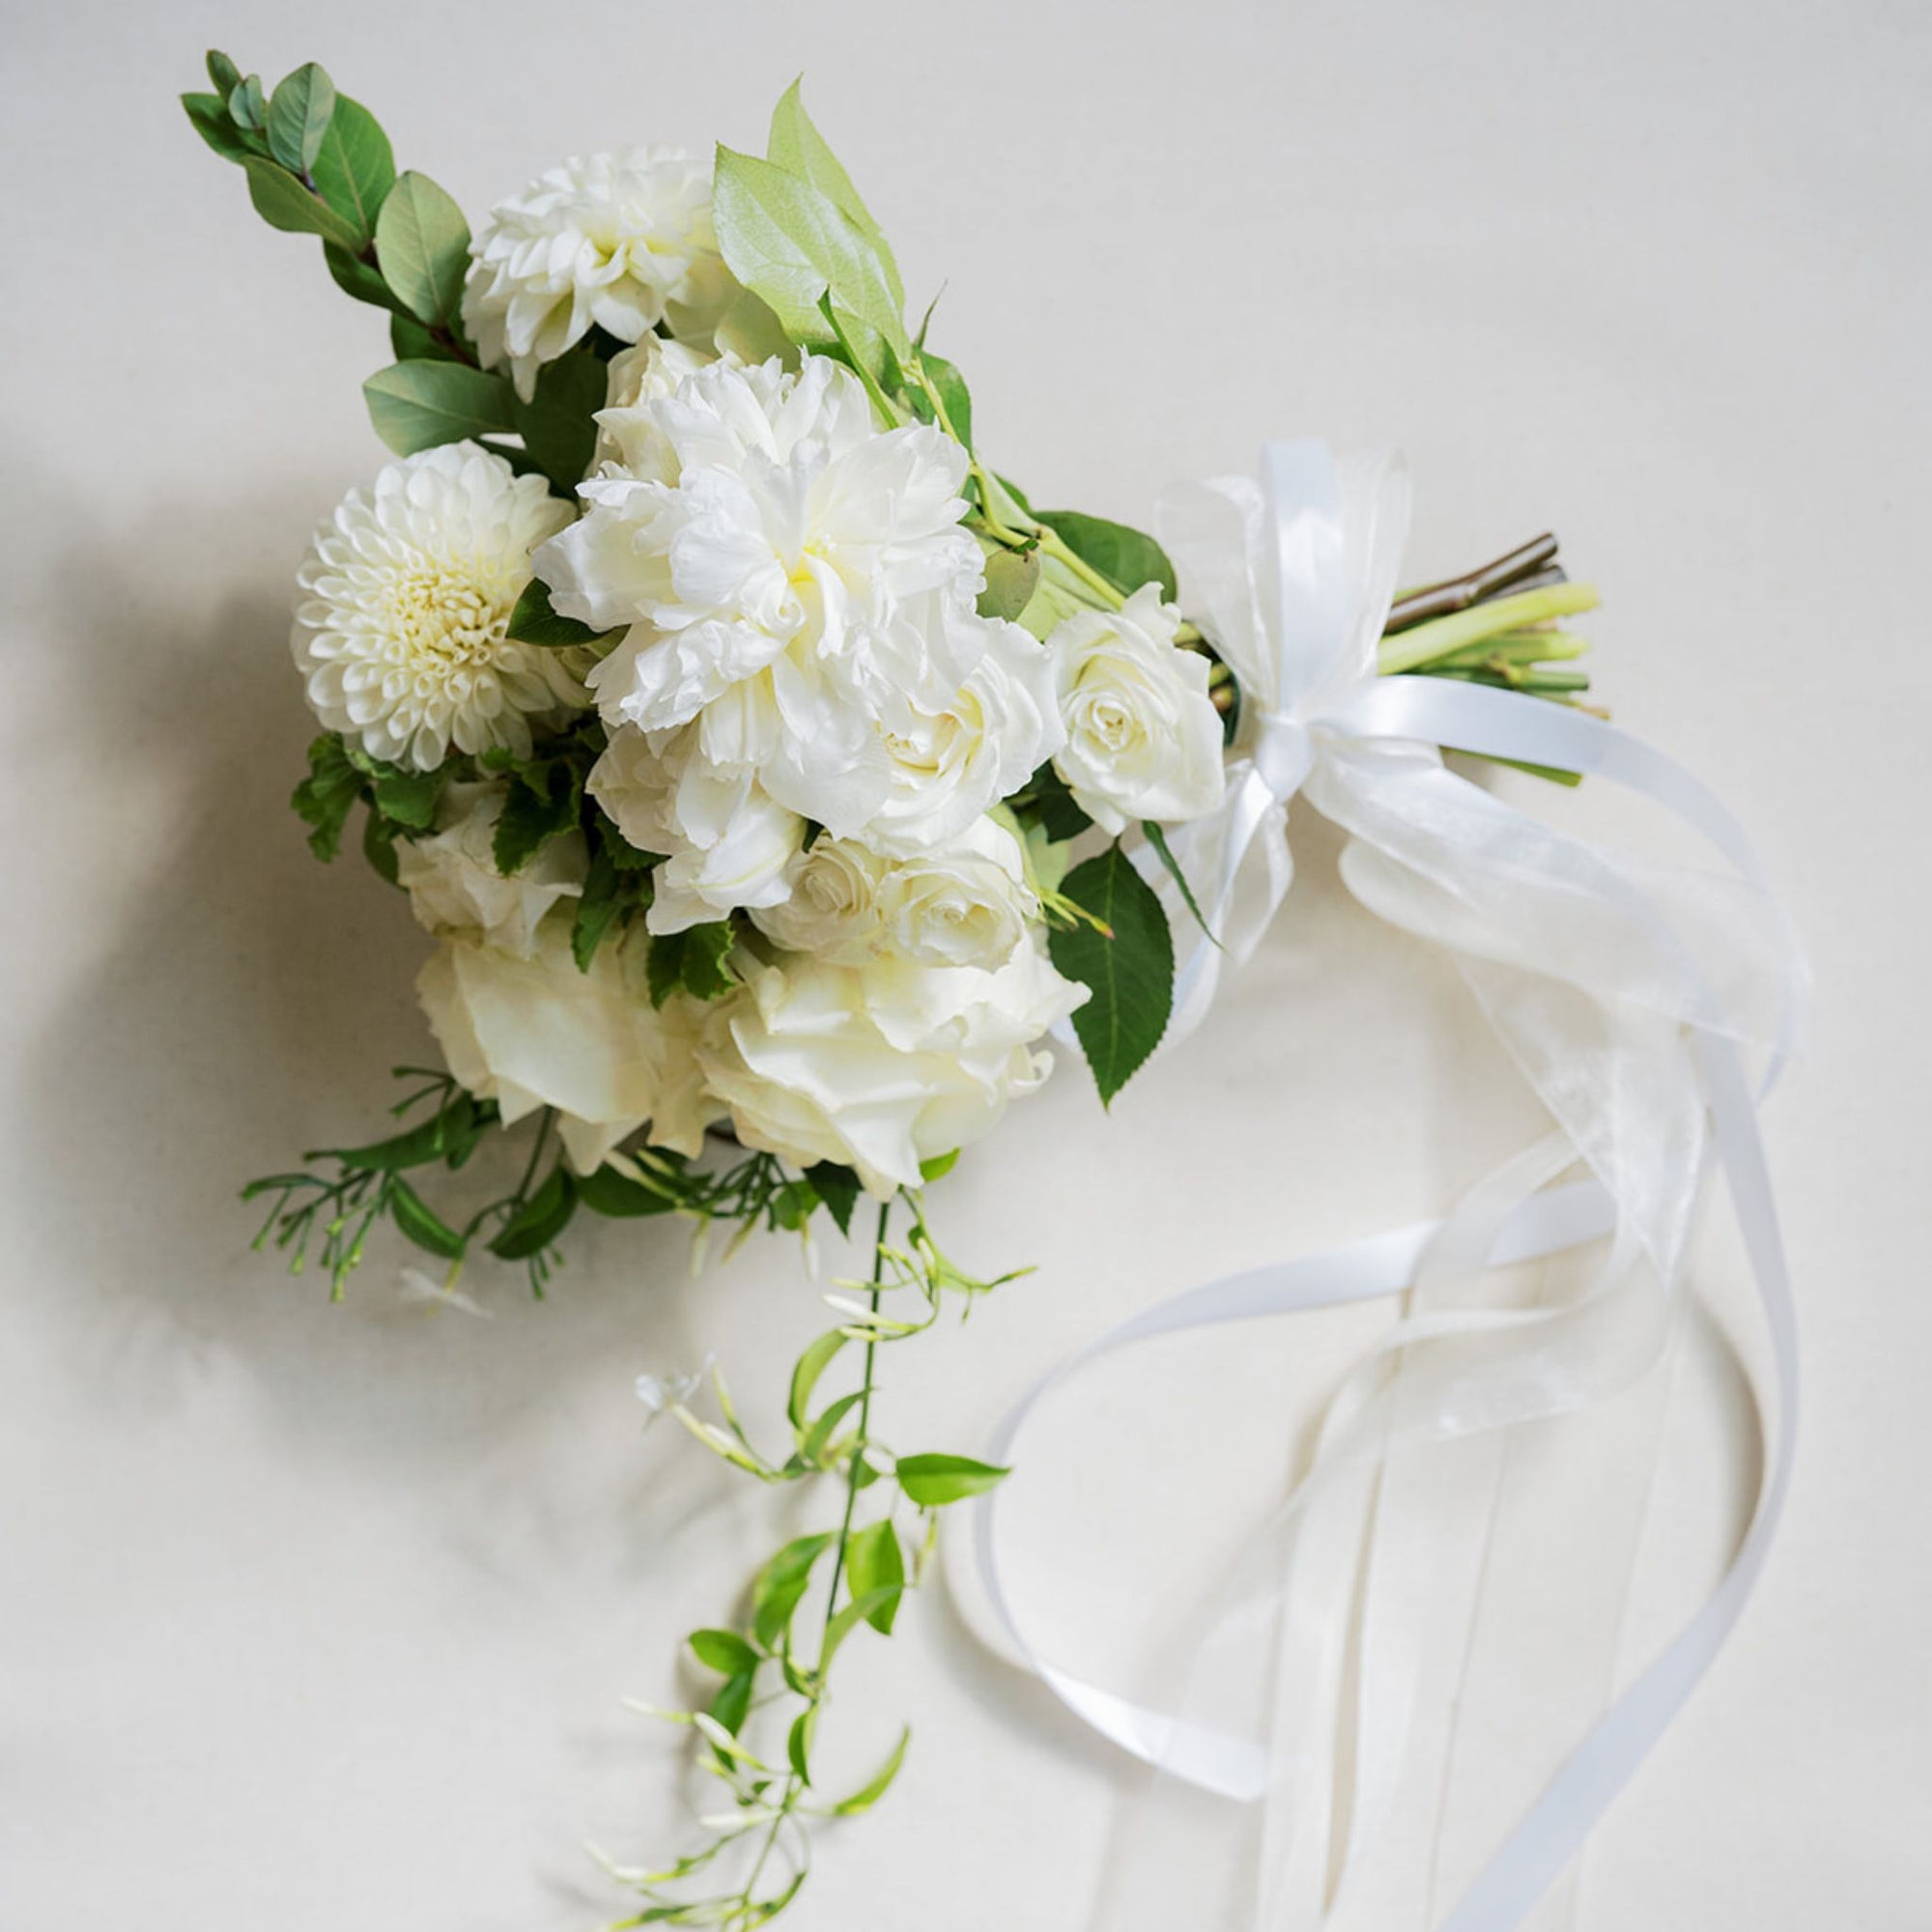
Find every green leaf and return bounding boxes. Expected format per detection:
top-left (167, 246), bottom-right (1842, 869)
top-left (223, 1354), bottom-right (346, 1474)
top-left (799, 1391), bottom-right (864, 1464)
top-left (831, 1726), bottom-right (909, 1815)
top-left (575, 1161), bottom-right (679, 1218)
top-left (752, 1532), bottom-right (834, 1650)
top-left (765, 78), bottom-right (902, 304)
top-left (688, 1628), bottom-right (760, 1676)
top-left (323, 1095), bottom-right (484, 1172)
top-left (504, 575), bottom-right (615, 648)
top-left (326, 242), bottom-right (407, 314)
top-left (310, 94), bottom-right (395, 246)
top-left (895, 1453), bottom-right (1010, 1507)
top-left (1020, 761), bottom-right (1094, 844)
top-left (820, 1586), bottom-right (900, 1670)
top-left (488, 1164), bottom-right (576, 1260)
top-left (181, 93), bottom-right (256, 164)
top-left (1047, 841), bottom-right (1175, 1105)
top-left (1037, 508), bottom-right (1179, 603)
top-left (918, 1150), bottom-right (959, 1183)
top-left (920, 349), bottom-right (972, 448)
top-left (361, 808), bottom-right (402, 885)
top-left (571, 843), bottom-right (651, 971)
top-left (712, 144), bottom-right (908, 356)
top-left (291, 734), bottom-right (361, 862)
top-left (512, 348), bottom-right (605, 492)
top-left (374, 170), bottom-right (471, 326)
top-left (242, 156), bottom-right (362, 251)
top-left (787, 1707), bottom-right (817, 1783)
top-left (390, 310), bottom-right (456, 361)
top-left (206, 50), bottom-right (242, 98)
top-left (645, 923), bottom-right (738, 1009)
top-left (366, 763), bottom-right (442, 831)
top-left (1141, 821), bottom-right (1219, 947)
top-left (709, 1667), bottom-right (756, 1745)
top-left (803, 1162), bottom-right (860, 1236)
top-left (228, 74), bottom-right (266, 133)
top-left (388, 1176), bottom-right (466, 1260)
top-left (977, 548), bottom-right (1039, 623)
top-left (363, 360), bottom-right (517, 456)
top-left (493, 759), bottom-right (580, 874)
top-left (267, 63), bottom-right (335, 174)
top-left (787, 1329), bottom-right (848, 1430)
top-left (843, 1520), bottom-right (905, 1634)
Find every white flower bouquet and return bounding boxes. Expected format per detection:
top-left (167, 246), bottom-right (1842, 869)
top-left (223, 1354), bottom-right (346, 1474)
top-left (185, 48), bottom-right (1802, 1932)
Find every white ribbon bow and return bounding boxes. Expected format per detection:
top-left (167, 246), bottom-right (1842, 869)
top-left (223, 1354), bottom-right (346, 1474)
top-left (962, 441), bottom-right (1807, 1932)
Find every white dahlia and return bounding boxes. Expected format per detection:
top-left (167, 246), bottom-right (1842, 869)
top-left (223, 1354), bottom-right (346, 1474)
top-left (462, 149), bottom-right (737, 402)
top-left (291, 443), bottom-right (582, 773)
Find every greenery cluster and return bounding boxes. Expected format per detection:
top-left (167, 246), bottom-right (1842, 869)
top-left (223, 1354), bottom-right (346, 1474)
top-left (191, 50), bottom-right (1602, 1921)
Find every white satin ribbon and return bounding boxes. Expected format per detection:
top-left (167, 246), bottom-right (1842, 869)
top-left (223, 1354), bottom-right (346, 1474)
top-left (960, 442), bottom-right (1805, 1931)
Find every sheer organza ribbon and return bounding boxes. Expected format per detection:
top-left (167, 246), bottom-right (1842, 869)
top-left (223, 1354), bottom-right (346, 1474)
top-left (958, 442), bottom-right (1805, 1930)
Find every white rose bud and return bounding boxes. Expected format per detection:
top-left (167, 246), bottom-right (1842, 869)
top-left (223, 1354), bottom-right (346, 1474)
top-left (876, 817), bottom-right (1037, 969)
top-left (395, 781), bottom-right (585, 960)
top-left (1049, 583), bottom-right (1225, 836)
top-left (751, 838), bottom-right (891, 962)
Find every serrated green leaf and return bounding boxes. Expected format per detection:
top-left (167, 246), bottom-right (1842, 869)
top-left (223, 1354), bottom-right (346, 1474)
top-left (645, 923), bottom-right (738, 1009)
top-left (374, 170), bottom-right (470, 326)
top-left (712, 144), bottom-right (907, 356)
top-left (571, 843), bottom-right (650, 971)
top-left (362, 360), bottom-right (517, 456)
top-left (1037, 508), bottom-right (1179, 603)
top-left (752, 1532), bottom-right (833, 1649)
top-left (688, 1628), bottom-right (760, 1676)
top-left (512, 348), bottom-right (605, 492)
top-left (493, 759), bottom-right (580, 874)
top-left (1047, 841), bottom-right (1174, 1105)
top-left (488, 1164), bottom-right (576, 1260)
top-left (267, 62), bottom-right (335, 174)
top-left (388, 1176), bottom-right (466, 1260)
top-left (895, 1453), bottom-right (1009, 1507)
top-left (367, 762), bottom-right (442, 830)
top-left (765, 78), bottom-right (902, 305)
top-left (843, 1519), bottom-right (904, 1634)
top-left (361, 807), bottom-right (402, 886)
top-left (787, 1330), bottom-right (847, 1431)
top-left (242, 156), bottom-right (362, 250)
top-left (310, 94), bottom-right (394, 246)
top-left (831, 1725), bottom-right (909, 1815)
top-left (291, 734), bottom-right (361, 862)
top-left (803, 1162), bottom-right (860, 1236)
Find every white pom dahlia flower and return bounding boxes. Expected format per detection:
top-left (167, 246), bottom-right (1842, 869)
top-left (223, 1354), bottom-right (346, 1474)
top-left (462, 149), bottom-right (737, 402)
top-left (291, 443), bottom-right (582, 772)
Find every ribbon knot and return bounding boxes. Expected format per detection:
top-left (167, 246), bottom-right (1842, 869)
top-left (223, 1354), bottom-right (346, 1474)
top-left (1252, 710), bottom-right (1318, 802)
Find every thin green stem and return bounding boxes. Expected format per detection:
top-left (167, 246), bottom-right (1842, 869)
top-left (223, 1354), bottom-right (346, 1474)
top-left (1378, 582), bottom-right (1600, 675)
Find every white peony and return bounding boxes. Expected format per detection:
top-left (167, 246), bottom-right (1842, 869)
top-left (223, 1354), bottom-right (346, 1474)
top-left (461, 149), bottom-right (737, 402)
top-left (1048, 582), bottom-right (1226, 835)
top-left (698, 939), bottom-right (1088, 1196)
top-left (394, 781), bottom-right (586, 958)
top-left (752, 816), bottom-right (1037, 972)
top-left (587, 723), bottom-right (803, 933)
top-left (291, 443), bottom-right (582, 772)
top-left (594, 335), bottom-right (722, 469)
top-left (417, 916), bottom-right (715, 1171)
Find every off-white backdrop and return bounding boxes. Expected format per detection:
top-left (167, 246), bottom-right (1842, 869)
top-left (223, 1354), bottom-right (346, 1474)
top-left (2, 3), bottom-right (1927, 1928)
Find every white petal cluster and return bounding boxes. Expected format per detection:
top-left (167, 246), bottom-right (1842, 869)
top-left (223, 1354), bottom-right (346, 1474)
top-left (394, 781), bottom-right (586, 959)
top-left (417, 915), bottom-right (719, 1173)
top-left (462, 149), bottom-right (737, 402)
top-left (1048, 584), bottom-right (1227, 835)
top-left (538, 355), bottom-right (1063, 927)
top-left (291, 444), bottom-right (582, 772)
top-left (696, 939), bottom-right (1087, 1197)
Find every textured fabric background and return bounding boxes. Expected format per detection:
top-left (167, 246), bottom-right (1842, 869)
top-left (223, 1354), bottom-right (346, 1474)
top-left (2, 3), bottom-right (1925, 1927)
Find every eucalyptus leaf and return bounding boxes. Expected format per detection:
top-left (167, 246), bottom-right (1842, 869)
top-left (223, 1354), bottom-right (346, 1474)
top-left (362, 360), bottom-right (517, 456)
top-left (228, 74), bottom-right (266, 133)
top-left (242, 156), bottom-right (362, 251)
top-left (267, 62), bottom-right (335, 174)
top-left (181, 93), bottom-right (255, 163)
top-left (325, 243), bottom-right (406, 314)
top-left (310, 94), bottom-right (395, 245)
top-left (374, 170), bottom-right (470, 326)
top-left (206, 49), bottom-right (242, 98)
top-left (1048, 840), bottom-right (1175, 1105)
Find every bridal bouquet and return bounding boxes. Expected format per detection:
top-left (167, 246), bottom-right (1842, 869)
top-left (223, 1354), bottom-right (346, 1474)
top-left (184, 48), bottom-right (1798, 1932)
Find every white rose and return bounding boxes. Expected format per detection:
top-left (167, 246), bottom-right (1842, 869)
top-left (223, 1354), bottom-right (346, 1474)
top-left (750, 838), bottom-right (891, 962)
top-left (417, 917), bottom-right (716, 1171)
top-left (876, 816), bottom-right (1037, 969)
top-left (697, 940), bottom-right (1087, 1196)
top-left (1049, 582), bottom-right (1225, 835)
top-left (394, 781), bottom-right (585, 959)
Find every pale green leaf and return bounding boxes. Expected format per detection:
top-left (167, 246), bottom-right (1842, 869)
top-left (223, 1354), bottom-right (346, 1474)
top-left (267, 62), bottom-right (335, 174)
top-left (242, 156), bottom-right (362, 251)
top-left (310, 94), bottom-right (395, 246)
top-left (765, 78), bottom-right (902, 305)
top-left (375, 170), bottom-right (470, 326)
top-left (362, 360), bottom-right (516, 456)
top-left (895, 1453), bottom-right (1009, 1507)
